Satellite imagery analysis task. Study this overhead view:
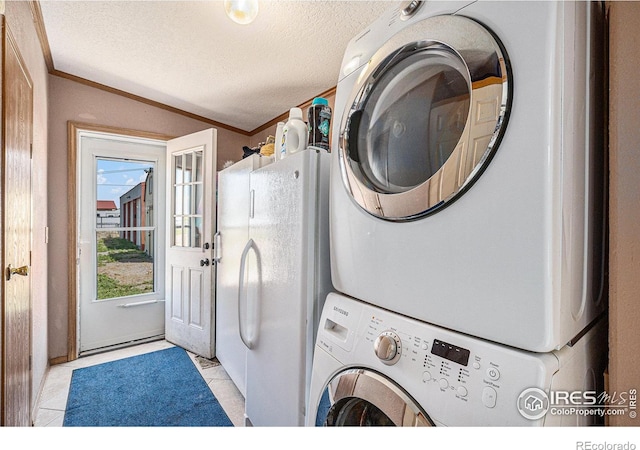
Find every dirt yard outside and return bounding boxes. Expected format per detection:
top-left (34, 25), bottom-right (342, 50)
top-left (97, 232), bottom-right (154, 300)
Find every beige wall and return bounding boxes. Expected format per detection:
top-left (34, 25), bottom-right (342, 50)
top-left (47, 75), bottom-right (249, 360)
top-left (2, 2), bottom-right (50, 415)
top-left (607, 1), bottom-right (640, 427)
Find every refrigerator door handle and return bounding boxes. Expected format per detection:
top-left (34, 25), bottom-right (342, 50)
top-left (213, 231), bottom-right (222, 263)
top-left (238, 238), bottom-right (256, 349)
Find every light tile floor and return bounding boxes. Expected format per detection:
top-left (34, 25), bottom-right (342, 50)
top-left (33, 339), bottom-right (246, 427)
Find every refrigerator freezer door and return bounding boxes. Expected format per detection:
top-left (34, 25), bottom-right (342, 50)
top-left (244, 149), bottom-right (327, 426)
top-left (215, 154), bottom-right (272, 397)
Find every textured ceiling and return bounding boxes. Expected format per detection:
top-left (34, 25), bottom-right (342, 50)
top-left (39, 0), bottom-right (396, 133)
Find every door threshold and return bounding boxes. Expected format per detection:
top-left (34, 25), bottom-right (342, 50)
top-left (79, 334), bottom-right (165, 357)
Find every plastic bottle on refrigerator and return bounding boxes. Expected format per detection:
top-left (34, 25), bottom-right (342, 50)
top-left (283, 107), bottom-right (308, 157)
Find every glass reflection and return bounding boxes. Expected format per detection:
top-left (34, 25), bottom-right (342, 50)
top-left (359, 49), bottom-right (470, 193)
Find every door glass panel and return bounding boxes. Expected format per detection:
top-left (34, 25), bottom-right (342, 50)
top-left (96, 230), bottom-right (154, 300)
top-left (192, 217), bottom-right (201, 248)
top-left (96, 158), bottom-right (155, 300)
top-left (171, 148), bottom-right (204, 248)
top-left (183, 184), bottom-right (192, 215)
top-left (174, 216), bottom-right (184, 247)
top-left (326, 398), bottom-right (394, 426)
top-left (356, 48), bottom-right (470, 193)
top-left (183, 218), bottom-right (192, 248)
top-left (174, 155), bottom-right (183, 184)
top-left (195, 152), bottom-right (203, 182)
top-left (195, 184), bottom-right (203, 215)
top-left (184, 153), bottom-right (193, 183)
top-left (174, 185), bottom-right (183, 215)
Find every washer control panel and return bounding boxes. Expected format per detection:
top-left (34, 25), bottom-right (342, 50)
top-left (417, 333), bottom-right (502, 408)
top-left (316, 293), bottom-right (605, 426)
top-left (353, 296), bottom-right (557, 425)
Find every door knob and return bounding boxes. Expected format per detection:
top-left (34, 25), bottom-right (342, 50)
top-left (200, 258), bottom-right (210, 267)
top-left (6, 264), bottom-right (29, 281)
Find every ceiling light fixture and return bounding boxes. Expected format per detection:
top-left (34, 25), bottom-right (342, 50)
top-left (224, 0), bottom-right (259, 25)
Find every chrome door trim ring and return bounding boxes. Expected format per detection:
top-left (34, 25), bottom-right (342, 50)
top-left (338, 14), bottom-right (511, 221)
top-left (316, 368), bottom-right (433, 426)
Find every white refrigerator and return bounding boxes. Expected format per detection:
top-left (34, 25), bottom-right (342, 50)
top-left (216, 148), bottom-right (332, 426)
top-left (215, 153), bottom-right (272, 398)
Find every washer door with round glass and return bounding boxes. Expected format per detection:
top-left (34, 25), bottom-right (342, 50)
top-left (339, 15), bottom-right (510, 221)
top-left (315, 368), bottom-right (432, 427)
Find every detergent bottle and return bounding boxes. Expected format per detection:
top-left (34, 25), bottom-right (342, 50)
top-left (283, 107), bottom-right (308, 157)
top-left (307, 97), bottom-right (332, 151)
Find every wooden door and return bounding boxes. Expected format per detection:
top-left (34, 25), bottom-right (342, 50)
top-left (1, 18), bottom-right (34, 426)
top-left (165, 129), bottom-right (217, 358)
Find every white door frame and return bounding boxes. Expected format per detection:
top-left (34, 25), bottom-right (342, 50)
top-left (66, 122), bottom-right (175, 361)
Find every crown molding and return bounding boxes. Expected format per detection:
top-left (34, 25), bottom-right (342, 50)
top-left (30, 0), bottom-right (336, 138)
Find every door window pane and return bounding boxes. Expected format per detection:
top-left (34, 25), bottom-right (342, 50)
top-left (184, 152), bottom-right (193, 183)
top-left (195, 151), bottom-right (203, 182)
top-left (174, 155), bottom-right (183, 184)
top-left (183, 184), bottom-right (192, 215)
top-left (195, 184), bottom-right (203, 216)
top-left (96, 158), bottom-right (156, 300)
top-left (174, 185), bottom-right (183, 215)
top-left (96, 230), bottom-right (154, 300)
top-left (174, 216), bottom-right (184, 247)
top-left (171, 148), bottom-right (204, 248)
top-left (192, 217), bottom-right (202, 248)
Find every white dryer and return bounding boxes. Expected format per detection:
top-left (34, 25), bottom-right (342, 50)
top-left (307, 293), bottom-right (607, 427)
top-left (329, 1), bottom-right (607, 352)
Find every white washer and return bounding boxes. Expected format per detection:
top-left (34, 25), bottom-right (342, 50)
top-left (330, 1), bottom-right (607, 352)
top-left (307, 292), bottom-right (607, 427)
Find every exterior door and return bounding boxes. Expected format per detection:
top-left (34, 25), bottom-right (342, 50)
top-left (1, 18), bottom-right (33, 427)
top-left (77, 133), bottom-right (166, 354)
top-left (165, 129), bottom-right (217, 358)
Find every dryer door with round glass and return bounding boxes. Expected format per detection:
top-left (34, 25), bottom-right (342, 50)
top-left (339, 15), bottom-right (510, 220)
top-left (315, 368), bottom-right (432, 427)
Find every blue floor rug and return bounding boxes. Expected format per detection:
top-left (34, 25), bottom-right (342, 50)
top-left (63, 346), bottom-right (233, 427)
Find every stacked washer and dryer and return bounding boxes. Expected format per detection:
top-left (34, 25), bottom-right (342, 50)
top-left (307, 1), bottom-right (608, 427)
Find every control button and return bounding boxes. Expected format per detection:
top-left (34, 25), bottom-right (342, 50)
top-left (457, 386), bottom-right (468, 397)
top-left (422, 371), bottom-right (432, 382)
top-left (422, 342), bottom-right (428, 350)
top-left (438, 378), bottom-right (449, 390)
top-left (486, 367), bottom-right (500, 381)
top-left (473, 362), bottom-right (481, 370)
top-left (482, 387), bottom-right (497, 408)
